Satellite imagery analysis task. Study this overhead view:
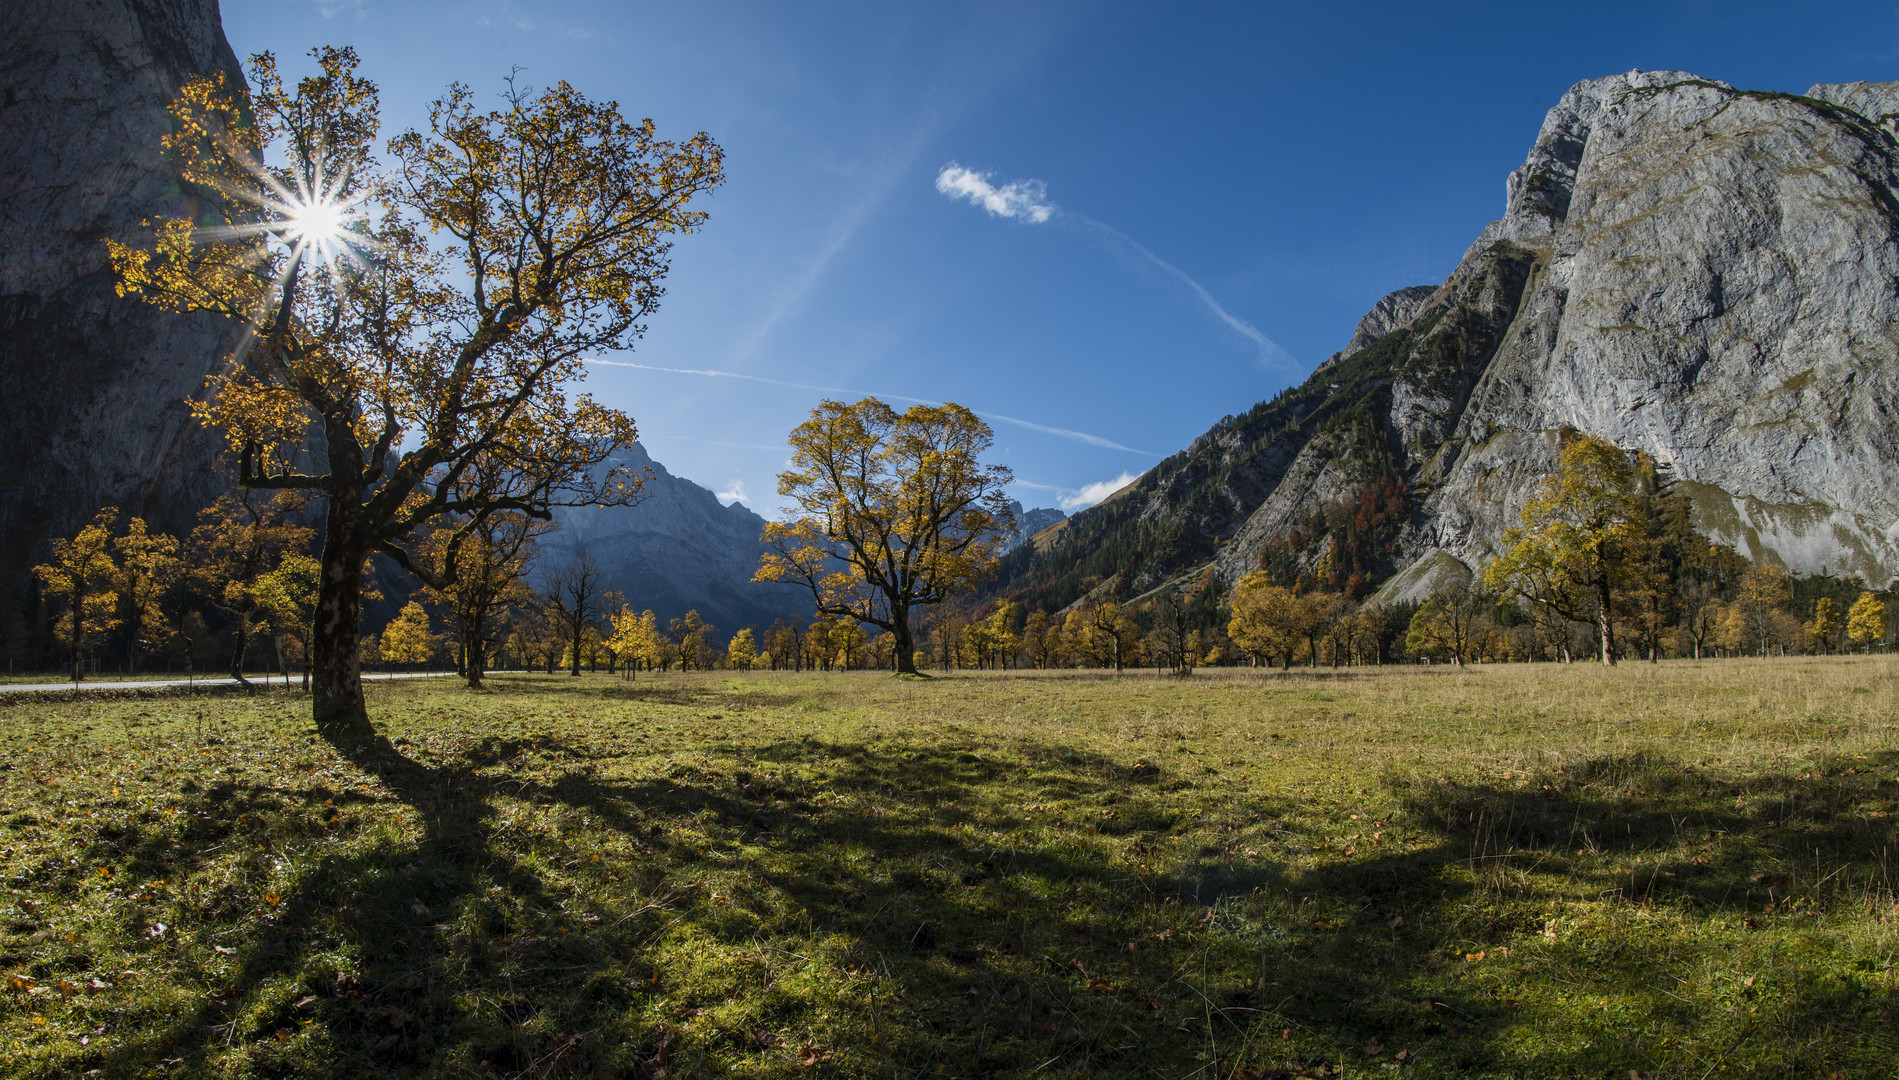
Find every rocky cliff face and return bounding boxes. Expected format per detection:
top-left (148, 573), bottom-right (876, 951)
top-left (0, 0), bottom-right (246, 586)
top-left (996, 70), bottom-right (1899, 611)
top-left (1421, 72), bottom-right (1899, 587)
top-left (541, 444), bottom-right (811, 637)
top-left (1001, 502), bottom-right (1065, 553)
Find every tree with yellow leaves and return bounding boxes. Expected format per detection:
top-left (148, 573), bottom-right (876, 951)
top-left (1847, 591), bottom-right (1887, 653)
top-left (1807, 596), bottom-right (1843, 655)
top-left (1484, 435), bottom-right (1648, 665)
top-left (419, 507), bottom-right (544, 688)
top-left (108, 47), bottom-right (722, 736)
top-left (379, 601), bottom-right (438, 667)
top-left (964, 601), bottom-right (1022, 669)
top-left (755, 398), bottom-right (1013, 676)
top-left (727, 628), bottom-right (759, 670)
top-left (1731, 562), bottom-right (1793, 657)
top-left (607, 607), bottom-right (664, 677)
top-left (1226, 574), bottom-right (1310, 669)
top-left (112, 517), bottom-right (183, 675)
top-left (258, 553), bottom-right (323, 688)
top-left (188, 490), bottom-right (314, 685)
top-left (33, 508), bottom-right (122, 683)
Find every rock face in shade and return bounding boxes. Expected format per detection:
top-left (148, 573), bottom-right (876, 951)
top-left (994, 71), bottom-right (1899, 612)
top-left (541, 444), bottom-right (813, 638)
top-left (0, 0), bottom-right (247, 586)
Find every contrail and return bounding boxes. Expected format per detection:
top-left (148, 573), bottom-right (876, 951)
top-left (587, 359), bottom-right (1156, 456)
top-left (1068, 215), bottom-right (1299, 371)
top-left (935, 163), bottom-right (1299, 372)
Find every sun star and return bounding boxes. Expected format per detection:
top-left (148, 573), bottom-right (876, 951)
top-left (284, 197), bottom-right (349, 248)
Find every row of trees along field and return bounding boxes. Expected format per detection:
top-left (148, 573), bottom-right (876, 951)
top-left (14, 46), bottom-right (1893, 713)
top-left (23, 44), bottom-right (1020, 737)
top-left (928, 434), bottom-right (1895, 671)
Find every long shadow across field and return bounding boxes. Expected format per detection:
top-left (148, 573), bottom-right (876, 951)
top-left (78, 720), bottom-right (1899, 1079)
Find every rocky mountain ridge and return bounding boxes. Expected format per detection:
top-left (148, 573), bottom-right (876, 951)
top-left (541, 443), bottom-right (813, 635)
top-left (996, 70), bottom-right (1899, 612)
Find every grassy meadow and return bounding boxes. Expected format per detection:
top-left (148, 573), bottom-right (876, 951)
top-left (0, 659), bottom-right (1893, 1079)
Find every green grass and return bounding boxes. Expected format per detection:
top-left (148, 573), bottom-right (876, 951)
top-left (0, 660), bottom-right (1894, 1078)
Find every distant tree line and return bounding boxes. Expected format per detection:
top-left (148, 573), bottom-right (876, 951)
top-left (925, 434), bottom-right (1898, 672)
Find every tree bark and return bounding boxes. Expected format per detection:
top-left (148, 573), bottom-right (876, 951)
top-left (464, 610), bottom-right (486, 689)
top-left (311, 498), bottom-right (373, 739)
top-left (68, 588), bottom-right (82, 683)
top-left (892, 610), bottom-right (918, 675)
top-left (227, 604), bottom-right (254, 685)
top-left (1594, 541), bottom-right (1617, 666)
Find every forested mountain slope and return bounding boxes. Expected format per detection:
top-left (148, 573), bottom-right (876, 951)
top-left (993, 70), bottom-right (1899, 613)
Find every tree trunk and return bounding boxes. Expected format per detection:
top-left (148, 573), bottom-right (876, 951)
top-left (465, 610), bottom-right (486, 689)
top-left (1594, 565), bottom-right (1617, 665)
top-left (68, 587), bottom-right (82, 683)
top-left (893, 610), bottom-right (918, 675)
top-left (311, 499), bottom-right (373, 739)
top-left (229, 607), bottom-right (253, 684)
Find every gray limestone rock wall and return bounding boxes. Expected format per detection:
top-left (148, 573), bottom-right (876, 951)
top-left (993, 69), bottom-right (1899, 610)
top-left (540, 444), bottom-right (812, 638)
top-left (1419, 72), bottom-right (1899, 585)
top-left (0, 0), bottom-right (246, 586)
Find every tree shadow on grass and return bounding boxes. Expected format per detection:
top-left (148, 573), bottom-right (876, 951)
top-left (64, 726), bottom-right (1899, 1080)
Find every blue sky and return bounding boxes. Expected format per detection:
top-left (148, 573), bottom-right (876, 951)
top-left (224, 0), bottom-right (1899, 516)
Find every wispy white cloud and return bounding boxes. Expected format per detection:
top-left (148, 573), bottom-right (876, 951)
top-left (714, 480), bottom-right (749, 506)
top-left (935, 162), bottom-right (1297, 371)
top-left (728, 123), bottom-right (942, 365)
top-left (312, 0), bottom-right (370, 17)
top-left (588, 359), bottom-right (1154, 456)
top-left (1060, 471), bottom-right (1140, 511)
top-left (471, 3), bottom-right (603, 40)
top-left (1013, 471), bottom-right (1140, 511)
top-left (934, 164), bottom-right (1056, 223)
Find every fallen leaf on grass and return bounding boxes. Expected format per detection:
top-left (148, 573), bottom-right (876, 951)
top-left (797, 1045), bottom-right (828, 1067)
top-left (213, 945), bottom-right (236, 956)
top-left (751, 1028), bottom-right (779, 1049)
top-left (1360, 1039), bottom-right (1384, 1055)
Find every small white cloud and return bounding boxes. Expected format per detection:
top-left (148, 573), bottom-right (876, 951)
top-left (715, 480), bottom-right (748, 506)
top-left (1060, 471), bottom-right (1138, 512)
top-left (935, 163), bottom-right (1056, 224)
top-left (313, 0), bottom-right (370, 17)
